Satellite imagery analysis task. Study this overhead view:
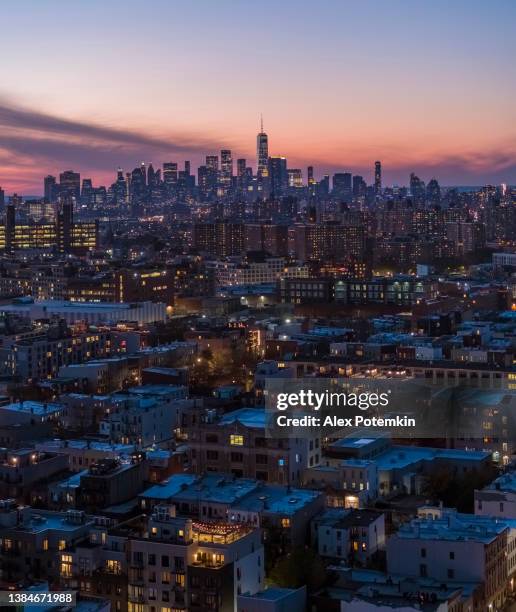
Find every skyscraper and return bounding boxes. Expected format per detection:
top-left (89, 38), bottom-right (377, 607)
top-left (220, 149), bottom-right (233, 188)
top-left (287, 169), bottom-right (303, 188)
top-left (352, 175), bottom-right (366, 198)
top-left (44, 175), bottom-right (56, 203)
top-left (163, 162), bottom-right (178, 185)
top-left (206, 155), bottom-right (219, 171)
top-left (237, 159), bottom-right (246, 177)
top-left (59, 170), bottom-right (80, 201)
top-left (268, 156), bottom-right (288, 196)
top-left (374, 161), bottom-right (382, 194)
top-left (307, 166), bottom-right (315, 185)
top-left (81, 178), bottom-right (94, 205)
top-left (257, 116), bottom-right (268, 178)
top-left (147, 163), bottom-right (158, 187)
top-left (409, 172), bottom-right (425, 201)
top-left (333, 173), bottom-right (352, 200)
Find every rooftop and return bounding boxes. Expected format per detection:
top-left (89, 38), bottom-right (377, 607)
top-left (396, 513), bottom-right (507, 544)
top-left (219, 407), bottom-right (267, 428)
top-left (0, 401), bottom-right (62, 416)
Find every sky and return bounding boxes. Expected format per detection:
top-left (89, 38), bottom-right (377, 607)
top-left (1, 0), bottom-right (515, 193)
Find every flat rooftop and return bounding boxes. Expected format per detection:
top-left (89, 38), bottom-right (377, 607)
top-left (219, 408), bottom-right (266, 428)
top-left (0, 401), bottom-right (62, 416)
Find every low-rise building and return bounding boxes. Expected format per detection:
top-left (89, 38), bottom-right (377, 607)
top-left (387, 512), bottom-right (508, 610)
top-left (185, 406), bottom-right (320, 485)
top-left (312, 508), bottom-right (385, 565)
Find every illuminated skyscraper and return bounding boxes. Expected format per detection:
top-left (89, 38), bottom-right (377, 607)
top-left (220, 149), bottom-right (233, 188)
top-left (257, 116), bottom-right (269, 178)
top-left (287, 168), bottom-right (303, 188)
top-left (163, 162), bottom-right (178, 184)
top-left (374, 161), bottom-right (382, 194)
top-left (237, 159), bottom-right (246, 177)
top-left (307, 166), bottom-right (315, 185)
top-left (206, 155), bottom-right (219, 171)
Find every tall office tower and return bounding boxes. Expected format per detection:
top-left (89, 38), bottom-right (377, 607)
top-left (352, 175), bottom-right (366, 198)
top-left (81, 178), bottom-right (94, 206)
top-left (268, 156), bottom-right (288, 196)
top-left (184, 160), bottom-right (191, 175)
top-left (0, 186), bottom-right (4, 213)
top-left (59, 170), bottom-right (81, 201)
top-left (287, 168), bottom-right (303, 188)
top-left (319, 175), bottom-right (330, 196)
top-left (237, 159), bottom-right (247, 191)
top-left (147, 163), bottom-right (158, 187)
top-left (374, 161), bottom-right (382, 194)
top-left (125, 173), bottom-right (131, 204)
top-left (332, 173), bottom-right (352, 200)
top-left (426, 178), bottom-right (441, 204)
top-left (206, 155), bottom-right (219, 171)
top-left (197, 165), bottom-right (209, 196)
top-left (163, 162), bottom-right (178, 185)
top-left (220, 149), bottom-right (233, 187)
top-left (140, 162), bottom-right (147, 186)
top-left (44, 175), bottom-right (56, 202)
top-left (307, 166), bottom-right (315, 185)
top-left (205, 155), bottom-right (219, 194)
top-left (257, 116), bottom-right (269, 178)
top-left (130, 165), bottom-right (146, 202)
top-left (237, 158), bottom-right (247, 177)
top-left (409, 172), bottom-right (426, 201)
top-left (5, 201), bottom-right (15, 253)
top-left (57, 198), bottom-right (73, 253)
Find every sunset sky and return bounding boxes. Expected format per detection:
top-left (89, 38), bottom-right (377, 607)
top-left (1, 0), bottom-right (516, 193)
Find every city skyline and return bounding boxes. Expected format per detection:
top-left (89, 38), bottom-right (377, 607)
top-left (1, 0), bottom-right (516, 192)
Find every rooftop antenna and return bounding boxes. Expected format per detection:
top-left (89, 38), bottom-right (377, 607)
top-left (260, 114), bottom-right (264, 133)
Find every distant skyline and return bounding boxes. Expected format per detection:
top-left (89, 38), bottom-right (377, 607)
top-left (1, 0), bottom-right (516, 193)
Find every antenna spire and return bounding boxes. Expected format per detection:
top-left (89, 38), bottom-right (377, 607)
top-left (260, 114), bottom-right (263, 133)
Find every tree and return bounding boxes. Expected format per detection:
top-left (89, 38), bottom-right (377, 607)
top-left (422, 463), bottom-right (498, 513)
top-left (269, 546), bottom-right (326, 592)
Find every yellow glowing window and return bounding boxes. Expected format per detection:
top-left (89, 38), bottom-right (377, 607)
top-left (175, 573), bottom-right (185, 587)
top-left (230, 434), bottom-right (244, 446)
top-left (161, 571), bottom-right (171, 584)
top-left (43, 538), bottom-right (49, 551)
top-left (281, 518), bottom-right (290, 528)
top-left (58, 540), bottom-right (66, 550)
top-left (151, 527), bottom-right (158, 535)
top-left (106, 559), bottom-right (122, 574)
top-left (61, 554), bottom-right (72, 577)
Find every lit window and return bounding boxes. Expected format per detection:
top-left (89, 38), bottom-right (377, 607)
top-left (281, 518), bottom-right (290, 528)
top-left (106, 559), bottom-right (122, 574)
top-left (61, 554), bottom-right (72, 577)
top-left (230, 434), bottom-right (244, 446)
top-left (58, 540), bottom-right (66, 551)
